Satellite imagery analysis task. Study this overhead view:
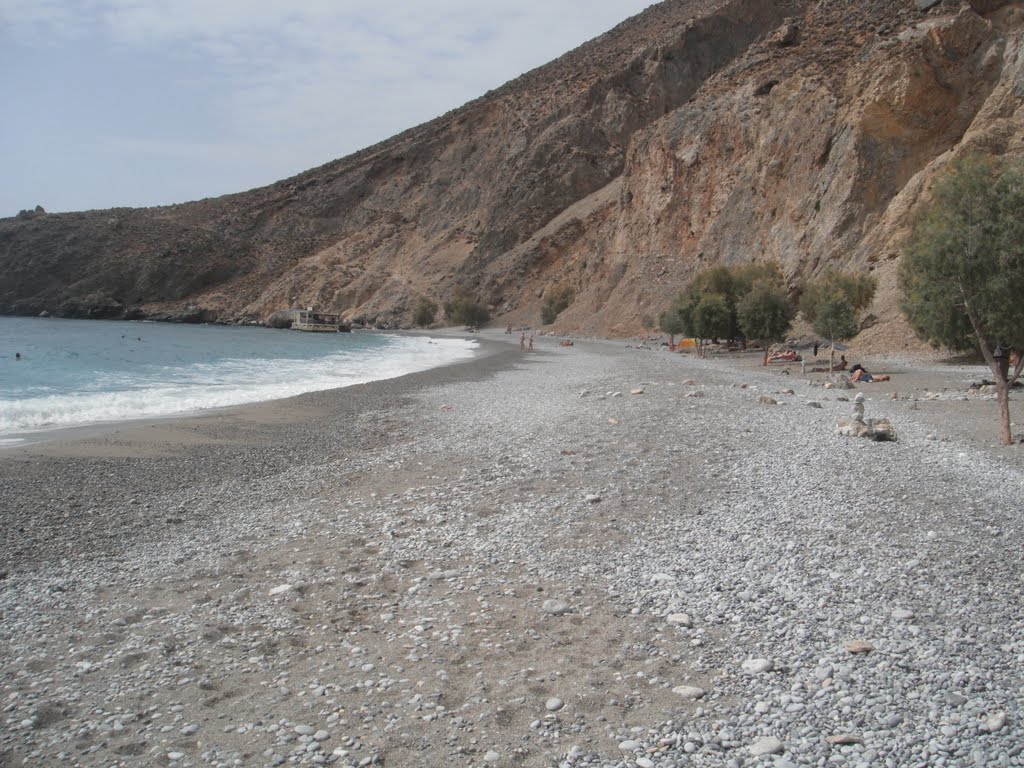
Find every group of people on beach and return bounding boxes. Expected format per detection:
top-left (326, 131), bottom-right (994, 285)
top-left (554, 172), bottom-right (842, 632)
top-left (504, 325), bottom-right (535, 351)
top-left (805, 350), bottom-right (890, 382)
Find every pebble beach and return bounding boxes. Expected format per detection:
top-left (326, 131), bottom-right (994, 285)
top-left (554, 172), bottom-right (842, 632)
top-left (1, 332), bottom-right (1022, 768)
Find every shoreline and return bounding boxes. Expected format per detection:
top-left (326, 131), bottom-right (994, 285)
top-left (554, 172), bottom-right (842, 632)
top-left (1, 336), bottom-right (1021, 767)
top-left (5, 315), bottom-right (1011, 454)
top-left (0, 328), bottom-right (508, 453)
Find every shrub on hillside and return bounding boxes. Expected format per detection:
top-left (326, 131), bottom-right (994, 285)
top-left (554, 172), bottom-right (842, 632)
top-left (444, 286), bottom-right (490, 327)
top-left (413, 296), bottom-right (438, 327)
top-left (541, 284), bottom-right (574, 324)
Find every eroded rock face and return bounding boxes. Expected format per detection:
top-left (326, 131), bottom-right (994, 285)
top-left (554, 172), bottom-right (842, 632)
top-left (1, 0), bottom-right (1022, 343)
top-left (537, 1), bottom-right (1024, 342)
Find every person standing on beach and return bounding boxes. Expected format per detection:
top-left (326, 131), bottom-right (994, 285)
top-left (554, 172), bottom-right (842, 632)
top-left (520, 332), bottom-right (526, 352)
top-left (528, 334), bottom-right (534, 352)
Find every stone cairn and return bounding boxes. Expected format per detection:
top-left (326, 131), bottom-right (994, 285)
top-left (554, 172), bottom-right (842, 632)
top-left (836, 393), bottom-right (896, 441)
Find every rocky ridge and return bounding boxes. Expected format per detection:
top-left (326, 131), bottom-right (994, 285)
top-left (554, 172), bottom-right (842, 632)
top-left (1, 0), bottom-right (1023, 349)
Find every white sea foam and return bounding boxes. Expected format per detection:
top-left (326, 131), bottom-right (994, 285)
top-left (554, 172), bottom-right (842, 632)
top-left (0, 333), bottom-right (477, 437)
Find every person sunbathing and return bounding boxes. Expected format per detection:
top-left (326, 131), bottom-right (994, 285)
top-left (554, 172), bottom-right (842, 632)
top-left (850, 364), bottom-right (890, 383)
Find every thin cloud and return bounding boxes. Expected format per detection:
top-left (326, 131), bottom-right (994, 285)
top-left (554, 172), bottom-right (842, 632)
top-left (0, 0), bottom-right (655, 212)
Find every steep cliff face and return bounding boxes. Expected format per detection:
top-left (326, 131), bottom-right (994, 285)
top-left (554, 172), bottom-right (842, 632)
top-left (494, 0), bottom-right (1024, 350)
top-left (2, 0), bottom-right (1023, 348)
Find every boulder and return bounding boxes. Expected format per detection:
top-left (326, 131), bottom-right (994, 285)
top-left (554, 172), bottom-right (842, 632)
top-left (672, 685), bottom-right (706, 699)
top-left (868, 418), bottom-right (897, 441)
top-left (836, 417), bottom-right (896, 441)
top-left (771, 22), bottom-right (800, 46)
top-left (845, 639), bottom-right (875, 654)
top-left (541, 599), bottom-right (571, 616)
top-left (749, 736), bottom-right (784, 756)
top-left (836, 418), bottom-right (869, 438)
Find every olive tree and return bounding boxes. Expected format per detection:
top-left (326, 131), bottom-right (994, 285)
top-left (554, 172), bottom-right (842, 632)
top-left (737, 281), bottom-right (796, 365)
top-left (664, 261), bottom-right (790, 356)
top-left (812, 297), bottom-right (858, 359)
top-left (800, 270), bottom-right (876, 370)
top-left (669, 266), bottom-right (740, 346)
top-left (900, 154), bottom-right (1024, 445)
top-left (658, 307), bottom-right (686, 347)
top-left (692, 293), bottom-right (732, 342)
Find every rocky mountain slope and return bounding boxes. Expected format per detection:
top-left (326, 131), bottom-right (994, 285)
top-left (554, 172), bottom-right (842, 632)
top-left (2, 0), bottom-right (1022, 350)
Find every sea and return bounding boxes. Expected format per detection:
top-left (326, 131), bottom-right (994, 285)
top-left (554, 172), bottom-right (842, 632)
top-left (0, 317), bottom-right (478, 446)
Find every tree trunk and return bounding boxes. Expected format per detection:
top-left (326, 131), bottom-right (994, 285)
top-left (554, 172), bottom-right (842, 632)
top-left (996, 380), bottom-right (1012, 445)
top-left (983, 346), bottom-right (1013, 445)
top-left (963, 306), bottom-right (1016, 445)
top-left (1011, 350), bottom-right (1024, 387)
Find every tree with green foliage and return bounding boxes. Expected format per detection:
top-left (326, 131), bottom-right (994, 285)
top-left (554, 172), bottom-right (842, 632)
top-left (687, 266), bottom-right (740, 341)
top-left (664, 261), bottom-right (789, 356)
top-left (692, 293), bottom-right (732, 342)
top-left (799, 269), bottom-right (876, 325)
top-left (667, 289), bottom-right (699, 341)
top-left (658, 307), bottom-right (686, 347)
top-left (731, 262), bottom-right (788, 298)
top-left (663, 260), bottom-right (790, 356)
top-left (812, 296), bottom-right (858, 355)
top-left (541, 284), bottom-right (575, 325)
top-left (444, 286), bottom-right (490, 328)
top-left (900, 154), bottom-right (1024, 445)
top-left (412, 296), bottom-right (438, 327)
top-left (800, 269), bottom-right (876, 370)
top-left (460, 302), bottom-right (490, 328)
top-left (737, 281), bottom-right (796, 365)
top-left (663, 268), bottom-right (732, 351)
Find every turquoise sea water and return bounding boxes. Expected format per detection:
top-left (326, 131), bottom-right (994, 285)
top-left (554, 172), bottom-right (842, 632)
top-left (0, 317), bottom-right (477, 444)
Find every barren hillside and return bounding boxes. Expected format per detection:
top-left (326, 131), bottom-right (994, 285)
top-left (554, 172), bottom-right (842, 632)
top-left (1, 0), bottom-right (1022, 352)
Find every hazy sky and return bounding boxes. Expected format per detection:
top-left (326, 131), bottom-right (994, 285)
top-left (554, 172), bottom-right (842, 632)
top-left (0, 1), bottom-right (655, 215)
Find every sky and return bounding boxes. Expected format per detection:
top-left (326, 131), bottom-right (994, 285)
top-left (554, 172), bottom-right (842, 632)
top-left (0, 0), bottom-right (655, 215)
